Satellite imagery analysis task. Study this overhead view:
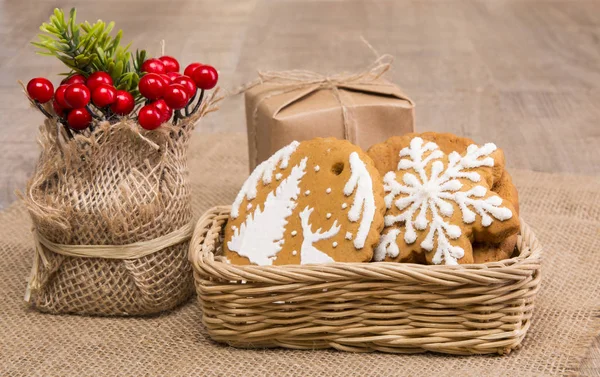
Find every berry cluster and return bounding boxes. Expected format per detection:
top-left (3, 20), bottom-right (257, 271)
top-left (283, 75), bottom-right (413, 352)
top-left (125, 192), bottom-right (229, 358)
top-left (136, 56), bottom-right (218, 130)
top-left (28, 72), bottom-right (134, 132)
top-left (26, 56), bottom-right (218, 133)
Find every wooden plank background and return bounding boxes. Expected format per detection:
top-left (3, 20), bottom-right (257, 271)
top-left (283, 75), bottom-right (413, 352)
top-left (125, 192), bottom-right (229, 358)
top-left (0, 0), bottom-right (598, 374)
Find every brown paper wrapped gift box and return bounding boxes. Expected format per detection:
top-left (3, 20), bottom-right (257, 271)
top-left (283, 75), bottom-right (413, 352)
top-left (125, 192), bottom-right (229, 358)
top-left (245, 77), bottom-right (414, 171)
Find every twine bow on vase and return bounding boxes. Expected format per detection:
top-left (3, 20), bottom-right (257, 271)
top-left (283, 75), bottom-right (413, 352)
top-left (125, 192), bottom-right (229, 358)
top-left (24, 222), bottom-right (195, 302)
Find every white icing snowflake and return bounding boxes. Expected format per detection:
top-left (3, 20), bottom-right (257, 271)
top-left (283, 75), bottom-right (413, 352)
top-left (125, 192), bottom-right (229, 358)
top-left (377, 137), bottom-right (513, 265)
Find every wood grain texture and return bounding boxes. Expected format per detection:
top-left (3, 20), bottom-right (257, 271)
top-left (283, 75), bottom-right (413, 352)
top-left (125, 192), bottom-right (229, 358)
top-left (0, 0), bottom-right (598, 374)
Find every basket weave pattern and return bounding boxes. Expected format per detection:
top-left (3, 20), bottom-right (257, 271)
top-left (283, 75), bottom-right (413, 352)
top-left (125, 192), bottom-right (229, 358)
top-left (24, 119), bottom-right (199, 315)
top-left (190, 206), bottom-right (542, 355)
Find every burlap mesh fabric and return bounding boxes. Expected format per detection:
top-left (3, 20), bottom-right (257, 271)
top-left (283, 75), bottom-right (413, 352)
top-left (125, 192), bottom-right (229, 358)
top-left (1, 133), bottom-right (599, 376)
top-left (23, 118), bottom-right (198, 315)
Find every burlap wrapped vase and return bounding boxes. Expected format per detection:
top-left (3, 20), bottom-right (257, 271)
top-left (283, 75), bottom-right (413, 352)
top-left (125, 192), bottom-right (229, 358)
top-left (22, 93), bottom-right (220, 316)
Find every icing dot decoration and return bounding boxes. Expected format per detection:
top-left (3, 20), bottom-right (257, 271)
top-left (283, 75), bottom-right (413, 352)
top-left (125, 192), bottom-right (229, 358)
top-left (292, 250), bottom-right (297, 256)
top-left (291, 230), bottom-right (297, 236)
top-left (275, 173), bottom-right (282, 180)
top-left (345, 232), bottom-right (352, 240)
top-left (305, 190), bottom-right (311, 196)
top-left (314, 165), bottom-right (320, 172)
top-left (299, 206), bottom-right (338, 264)
top-left (332, 242), bottom-right (338, 248)
top-left (326, 213), bottom-right (332, 219)
top-left (341, 203), bottom-right (347, 209)
top-left (326, 188), bottom-right (331, 194)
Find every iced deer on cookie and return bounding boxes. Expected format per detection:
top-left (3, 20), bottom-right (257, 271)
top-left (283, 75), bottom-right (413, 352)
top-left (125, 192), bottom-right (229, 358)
top-left (223, 138), bottom-right (386, 265)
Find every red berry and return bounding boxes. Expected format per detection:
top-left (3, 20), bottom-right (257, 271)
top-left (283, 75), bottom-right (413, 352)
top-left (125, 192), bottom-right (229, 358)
top-left (159, 56), bottom-right (180, 73)
top-left (52, 100), bottom-right (65, 117)
top-left (54, 85), bottom-right (71, 109)
top-left (184, 62), bottom-right (203, 78)
top-left (92, 84), bottom-right (117, 107)
top-left (172, 76), bottom-right (197, 97)
top-left (110, 90), bottom-right (135, 115)
top-left (192, 65), bottom-right (218, 90)
top-left (67, 108), bottom-right (92, 130)
top-left (62, 74), bottom-right (86, 86)
top-left (138, 73), bottom-right (166, 100)
top-left (26, 78), bottom-right (54, 103)
top-left (166, 72), bottom-right (181, 82)
top-left (159, 74), bottom-right (172, 87)
top-left (152, 99), bottom-right (173, 123)
top-left (64, 84), bottom-right (91, 108)
top-left (138, 105), bottom-right (163, 130)
top-left (163, 84), bottom-right (189, 109)
top-left (86, 71), bottom-right (113, 92)
top-left (141, 58), bottom-right (166, 74)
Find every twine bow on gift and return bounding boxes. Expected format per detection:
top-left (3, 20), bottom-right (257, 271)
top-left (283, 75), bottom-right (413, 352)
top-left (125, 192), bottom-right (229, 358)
top-left (252, 53), bottom-right (393, 91)
top-left (236, 54), bottom-right (396, 144)
top-left (24, 222), bottom-right (195, 302)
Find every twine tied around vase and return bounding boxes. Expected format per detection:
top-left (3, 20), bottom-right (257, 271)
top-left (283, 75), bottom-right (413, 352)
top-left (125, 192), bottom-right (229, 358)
top-left (233, 53), bottom-right (396, 167)
top-left (24, 221), bottom-right (195, 302)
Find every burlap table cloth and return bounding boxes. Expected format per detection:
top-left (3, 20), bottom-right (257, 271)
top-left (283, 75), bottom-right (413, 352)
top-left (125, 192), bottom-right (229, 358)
top-left (1, 133), bottom-right (598, 376)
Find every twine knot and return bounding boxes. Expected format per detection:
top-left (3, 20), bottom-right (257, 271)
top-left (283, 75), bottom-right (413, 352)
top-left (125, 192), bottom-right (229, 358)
top-left (250, 54), bottom-right (393, 91)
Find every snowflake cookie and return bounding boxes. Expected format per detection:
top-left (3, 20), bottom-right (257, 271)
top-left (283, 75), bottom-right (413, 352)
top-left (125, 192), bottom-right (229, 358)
top-left (224, 138), bottom-right (386, 266)
top-left (367, 133), bottom-right (521, 265)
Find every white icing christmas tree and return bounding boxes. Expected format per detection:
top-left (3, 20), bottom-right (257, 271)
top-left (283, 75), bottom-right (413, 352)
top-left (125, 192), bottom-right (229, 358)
top-left (227, 157), bottom-right (307, 266)
top-left (343, 152), bottom-right (376, 249)
top-left (231, 141), bottom-right (300, 218)
top-left (299, 206), bottom-right (340, 264)
top-left (378, 137), bottom-right (513, 265)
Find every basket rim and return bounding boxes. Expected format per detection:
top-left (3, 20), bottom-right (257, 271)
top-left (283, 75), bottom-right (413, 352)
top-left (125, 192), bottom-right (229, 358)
top-left (189, 205), bottom-right (542, 284)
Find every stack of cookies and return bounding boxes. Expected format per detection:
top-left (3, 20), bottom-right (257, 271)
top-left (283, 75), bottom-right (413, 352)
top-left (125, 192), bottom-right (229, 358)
top-left (223, 132), bottom-right (521, 266)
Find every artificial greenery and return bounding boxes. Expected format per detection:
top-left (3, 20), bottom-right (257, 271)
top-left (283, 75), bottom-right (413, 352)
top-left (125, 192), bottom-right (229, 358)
top-left (33, 8), bottom-right (146, 101)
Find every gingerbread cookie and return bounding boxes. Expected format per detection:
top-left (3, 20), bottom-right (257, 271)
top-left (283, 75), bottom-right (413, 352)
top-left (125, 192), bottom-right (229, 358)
top-left (473, 237), bottom-right (518, 263)
top-left (402, 133), bottom-right (520, 263)
top-left (224, 138), bottom-right (385, 266)
top-left (368, 133), bottom-right (520, 265)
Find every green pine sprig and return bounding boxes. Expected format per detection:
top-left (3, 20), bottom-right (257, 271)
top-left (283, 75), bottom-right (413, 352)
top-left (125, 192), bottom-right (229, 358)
top-left (33, 8), bottom-right (146, 101)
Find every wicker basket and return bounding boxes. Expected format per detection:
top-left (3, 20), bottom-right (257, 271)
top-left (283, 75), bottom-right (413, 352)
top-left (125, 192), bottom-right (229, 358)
top-left (189, 206), bottom-right (542, 355)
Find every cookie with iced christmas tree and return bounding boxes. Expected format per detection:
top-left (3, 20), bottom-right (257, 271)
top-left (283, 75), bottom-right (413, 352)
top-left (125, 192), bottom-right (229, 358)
top-left (368, 133), bottom-right (520, 265)
top-left (224, 138), bottom-right (386, 266)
